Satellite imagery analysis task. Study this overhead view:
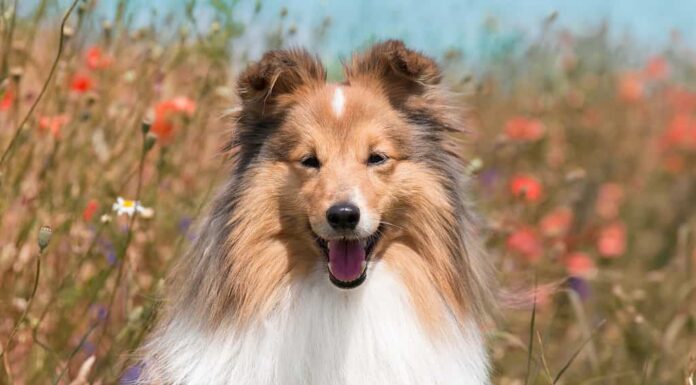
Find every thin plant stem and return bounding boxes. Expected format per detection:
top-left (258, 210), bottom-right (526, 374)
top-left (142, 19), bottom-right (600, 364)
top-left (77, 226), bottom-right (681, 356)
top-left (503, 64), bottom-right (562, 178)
top-left (553, 319), bottom-right (607, 385)
top-left (524, 273), bottom-right (538, 385)
top-left (0, 251), bottom-right (42, 382)
top-left (0, 0), bottom-right (79, 168)
top-left (0, 0), bottom-right (17, 78)
top-left (96, 127), bottom-right (149, 351)
top-left (52, 322), bottom-right (98, 385)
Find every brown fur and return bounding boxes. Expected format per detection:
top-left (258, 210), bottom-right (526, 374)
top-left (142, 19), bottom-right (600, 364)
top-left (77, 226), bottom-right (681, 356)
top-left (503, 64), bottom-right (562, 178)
top-left (156, 40), bottom-right (496, 337)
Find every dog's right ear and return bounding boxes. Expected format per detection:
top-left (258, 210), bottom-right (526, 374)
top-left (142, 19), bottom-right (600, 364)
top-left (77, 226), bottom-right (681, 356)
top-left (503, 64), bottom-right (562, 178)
top-left (236, 49), bottom-right (326, 119)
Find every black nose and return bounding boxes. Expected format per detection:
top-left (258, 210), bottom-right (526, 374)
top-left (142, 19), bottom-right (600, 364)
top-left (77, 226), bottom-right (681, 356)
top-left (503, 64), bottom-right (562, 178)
top-left (326, 202), bottom-right (360, 230)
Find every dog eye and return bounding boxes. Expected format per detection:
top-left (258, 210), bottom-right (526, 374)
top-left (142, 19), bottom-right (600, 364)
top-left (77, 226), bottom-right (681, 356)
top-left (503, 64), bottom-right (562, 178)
top-left (300, 155), bottom-right (321, 169)
top-left (367, 153), bottom-right (388, 166)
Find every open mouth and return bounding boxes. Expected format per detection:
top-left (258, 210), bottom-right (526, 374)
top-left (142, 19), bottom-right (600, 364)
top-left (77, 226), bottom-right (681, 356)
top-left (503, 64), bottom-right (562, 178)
top-left (315, 228), bottom-right (382, 289)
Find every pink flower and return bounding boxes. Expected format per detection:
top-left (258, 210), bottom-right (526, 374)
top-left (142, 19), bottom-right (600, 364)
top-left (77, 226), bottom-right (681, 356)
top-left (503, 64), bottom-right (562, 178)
top-left (595, 183), bottom-right (625, 220)
top-left (540, 207), bottom-right (574, 238)
top-left (597, 222), bottom-right (627, 258)
top-left (564, 252), bottom-right (596, 277)
top-left (659, 113), bottom-right (696, 152)
top-left (38, 115), bottom-right (69, 138)
top-left (507, 227), bottom-right (543, 263)
top-left (504, 117), bottom-right (545, 142)
top-left (85, 46), bottom-right (113, 70)
top-left (509, 174), bottom-right (543, 203)
top-left (644, 56), bottom-right (670, 81)
top-left (617, 72), bottom-right (644, 103)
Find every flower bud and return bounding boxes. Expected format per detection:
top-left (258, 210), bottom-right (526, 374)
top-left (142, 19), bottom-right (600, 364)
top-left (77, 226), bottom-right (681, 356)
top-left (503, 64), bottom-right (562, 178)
top-left (144, 134), bottom-right (157, 153)
top-left (141, 118), bottom-right (152, 135)
top-left (38, 226), bottom-right (53, 252)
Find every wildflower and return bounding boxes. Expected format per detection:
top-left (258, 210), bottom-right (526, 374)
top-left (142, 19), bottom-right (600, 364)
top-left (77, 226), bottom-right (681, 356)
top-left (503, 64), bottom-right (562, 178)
top-left (664, 86), bottom-right (696, 113)
top-left (151, 97), bottom-right (197, 143)
top-left (597, 221), bottom-right (627, 258)
top-left (540, 206), bottom-right (574, 237)
top-left (1, 88), bottom-right (14, 111)
top-left (85, 46), bottom-right (113, 70)
top-left (662, 154), bottom-right (685, 174)
top-left (70, 73), bottom-right (93, 93)
top-left (503, 116), bottom-right (545, 142)
top-left (567, 276), bottom-right (590, 300)
top-left (83, 199), bottom-right (99, 221)
top-left (595, 182), bottom-right (625, 220)
top-left (564, 252), bottom-right (596, 277)
top-left (509, 174), bottom-right (543, 203)
top-left (644, 56), bottom-right (669, 81)
top-left (38, 115), bottom-right (69, 138)
top-left (506, 226), bottom-right (543, 263)
top-left (659, 113), bottom-right (696, 152)
top-left (112, 197), bottom-right (154, 218)
top-left (617, 71), bottom-right (644, 103)
top-left (38, 226), bottom-right (53, 252)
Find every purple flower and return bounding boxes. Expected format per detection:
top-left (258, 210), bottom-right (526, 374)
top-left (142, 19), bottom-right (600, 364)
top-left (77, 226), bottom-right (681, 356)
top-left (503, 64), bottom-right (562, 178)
top-left (478, 168), bottom-right (499, 190)
top-left (179, 216), bottom-right (196, 241)
top-left (91, 304), bottom-right (108, 321)
top-left (99, 237), bottom-right (118, 266)
top-left (567, 276), bottom-right (591, 301)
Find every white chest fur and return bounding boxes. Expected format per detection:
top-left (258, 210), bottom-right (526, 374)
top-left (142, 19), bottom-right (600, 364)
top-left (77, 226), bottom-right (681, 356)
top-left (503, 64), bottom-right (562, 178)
top-left (145, 262), bottom-right (489, 385)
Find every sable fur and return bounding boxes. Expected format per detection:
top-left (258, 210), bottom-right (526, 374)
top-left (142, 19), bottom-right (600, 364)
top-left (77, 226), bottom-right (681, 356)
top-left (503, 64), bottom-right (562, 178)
top-left (138, 40), bottom-right (496, 385)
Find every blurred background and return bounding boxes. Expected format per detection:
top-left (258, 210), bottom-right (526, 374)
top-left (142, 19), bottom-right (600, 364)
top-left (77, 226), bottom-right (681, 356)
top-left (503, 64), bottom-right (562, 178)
top-left (1, 0), bottom-right (695, 384)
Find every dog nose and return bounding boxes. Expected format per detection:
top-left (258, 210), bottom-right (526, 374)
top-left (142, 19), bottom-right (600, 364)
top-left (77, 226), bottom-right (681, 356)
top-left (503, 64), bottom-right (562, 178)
top-left (326, 203), bottom-right (360, 230)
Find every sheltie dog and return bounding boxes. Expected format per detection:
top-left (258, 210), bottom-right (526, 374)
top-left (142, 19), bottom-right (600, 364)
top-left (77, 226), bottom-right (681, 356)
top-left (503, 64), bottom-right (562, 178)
top-left (139, 40), bottom-right (496, 385)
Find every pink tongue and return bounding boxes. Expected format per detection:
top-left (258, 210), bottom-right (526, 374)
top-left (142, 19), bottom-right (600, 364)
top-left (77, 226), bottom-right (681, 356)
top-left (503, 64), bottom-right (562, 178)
top-left (328, 239), bottom-right (366, 282)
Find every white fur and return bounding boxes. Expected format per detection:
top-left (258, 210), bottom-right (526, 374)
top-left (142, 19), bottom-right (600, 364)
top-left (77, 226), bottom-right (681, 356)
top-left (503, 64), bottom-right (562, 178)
top-left (350, 188), bottom-right (378, 237)
top-left (331, 87), bottom-right (345, 117)
top-left (143, 262), bottom-right (489, 385)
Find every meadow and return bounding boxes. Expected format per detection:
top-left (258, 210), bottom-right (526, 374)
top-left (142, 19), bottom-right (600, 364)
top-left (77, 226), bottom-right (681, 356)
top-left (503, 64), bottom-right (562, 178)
top-left (0, 1), bottom-right (695, 384)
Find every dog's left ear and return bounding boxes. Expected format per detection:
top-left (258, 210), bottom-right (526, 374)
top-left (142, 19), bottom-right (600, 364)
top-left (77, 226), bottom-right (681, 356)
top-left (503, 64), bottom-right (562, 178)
top-left (237, 48), bottom-right (326, 119)
top-left (345, 40), bottom-right (442, 107)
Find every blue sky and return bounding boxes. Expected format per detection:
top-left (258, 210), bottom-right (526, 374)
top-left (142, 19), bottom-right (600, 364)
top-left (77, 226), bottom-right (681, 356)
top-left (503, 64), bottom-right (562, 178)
top-left (234, 0), bottom-right (695, 56)
top-left (25, 0), bottom-right (696, 61)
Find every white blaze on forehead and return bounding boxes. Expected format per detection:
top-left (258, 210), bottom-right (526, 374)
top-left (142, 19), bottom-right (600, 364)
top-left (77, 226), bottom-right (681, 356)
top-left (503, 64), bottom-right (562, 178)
top-left (331, 86), bottom-right (346, 117)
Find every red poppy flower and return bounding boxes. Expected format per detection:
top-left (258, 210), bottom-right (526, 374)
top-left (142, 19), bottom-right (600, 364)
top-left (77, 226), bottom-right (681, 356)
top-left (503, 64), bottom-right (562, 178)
top-left (597, 222), bottom-right (627, 258)
top-left (151, 97), bottom-right (197, 143)
top-left (659, 113), bottom-right (696, 152)
top-left (70, 74), bottom-right (93, 93)
top-left (506, 227), bottom-right (543, 263)
top-left (83, 199), bottom-right (99, 221)
top-left (38, 115), bottom-right (69, 138)
top-left (564, 252), bottom-right (595, 277)
top-left (644, 56), bottom-right (669, 81)
top-left (617, 72), bottom-right (644, 103)
top-left (85, 46), bottom-right (113, 70)
top-left (662, 154), bottom-right (685, 174)
top-left (595, 182), bottom-right (625, 220)
top-left (504, 116), bottom-right (545, 142)
top-left (1, 88), bottom-right (15, 111)
top-left (509, 174), bottom-right (543, 203)
top-left (540, 206), bottom-right (574, 237)
top-left (664, 86), bottom-right (696, 113)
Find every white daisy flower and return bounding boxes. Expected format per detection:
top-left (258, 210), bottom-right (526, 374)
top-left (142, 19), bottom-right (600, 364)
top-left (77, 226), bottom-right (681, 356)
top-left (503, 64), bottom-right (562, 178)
top-left (112, 197), bottom-right (154, 218)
